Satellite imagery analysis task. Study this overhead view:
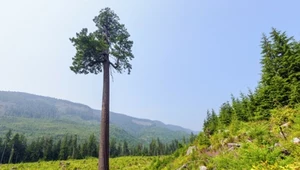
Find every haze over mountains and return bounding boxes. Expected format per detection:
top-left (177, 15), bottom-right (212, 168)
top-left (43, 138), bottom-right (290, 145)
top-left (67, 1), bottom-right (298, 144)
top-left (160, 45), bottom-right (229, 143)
top-left (0, 91), bottom-right (195, 144)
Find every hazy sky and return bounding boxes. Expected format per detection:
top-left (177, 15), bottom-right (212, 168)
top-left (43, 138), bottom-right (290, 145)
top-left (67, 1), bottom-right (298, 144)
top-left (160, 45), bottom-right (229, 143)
top-left (1, 0), bottom-right (300, 131)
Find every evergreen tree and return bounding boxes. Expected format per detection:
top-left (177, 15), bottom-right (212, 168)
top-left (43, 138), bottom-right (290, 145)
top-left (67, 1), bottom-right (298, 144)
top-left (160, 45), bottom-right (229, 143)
top-left (203, 110), bottom-right (211, 135)
top-left (109, 138), bottom-right (118, 158)
top-left (53, 139), bottom-right (61, 160)
top-left (69, 7), bottom-right (134, 170)
top-left (204, 109), bottom-right (219, 135)
top-left (80, 141), bottom-right (88, 158)
top-left (157, 138), bottom-right (164, 155)
top-left (182, 136), bottom-right (186, 144)
top-left (0, 137), bottom-right (3, 160)
top-left (256, 28), bottom-right (300, 119)
top-left (142, 145), bottom-right (149, 156)
top-left (149, 139), bottom-right (157, 155)
top-left (88, 134), bottom-right (98, 157)
top-left (59, 136), bottom-right (68, 160)
top-left (1, 130), bottom-right (12, 163)
top-left (219, 102), bottom-right (233, 125)
top-left (189, 132), bottom-right (196, 143)
top-left (43, 137), bottom-right (53, 161)
top-left (247, 89), bottom-right (258, 120)
top-left (117, 142), bottom-right (122, 157)
top-left (71, 135), bottom-right (78, 159)
top-left (11, 133), bottom-right (26, 163)
top-left (122, 140), bottom-right (129, 156)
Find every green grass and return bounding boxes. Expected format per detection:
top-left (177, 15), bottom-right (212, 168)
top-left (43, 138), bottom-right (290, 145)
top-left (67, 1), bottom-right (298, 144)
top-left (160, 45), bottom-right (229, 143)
top-left (0, 156), bottom-right (158, 170)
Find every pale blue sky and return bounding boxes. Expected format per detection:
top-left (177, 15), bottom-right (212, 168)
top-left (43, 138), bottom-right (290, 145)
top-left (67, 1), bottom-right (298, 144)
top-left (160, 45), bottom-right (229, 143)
top-left (0, 0), bottom-right (300, 131)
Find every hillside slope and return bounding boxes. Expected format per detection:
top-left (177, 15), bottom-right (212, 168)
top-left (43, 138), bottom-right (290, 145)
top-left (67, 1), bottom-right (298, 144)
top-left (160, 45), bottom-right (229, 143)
top-left (0, 91), bottom-right (192, 144)
top-left (149, 107), bottom-right (300, 169)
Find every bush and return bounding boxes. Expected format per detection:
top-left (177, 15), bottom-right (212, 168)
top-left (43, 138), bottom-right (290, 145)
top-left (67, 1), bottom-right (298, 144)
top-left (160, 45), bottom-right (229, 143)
top-left (212, 143), bottom-right (287, 169)
top-left (198, 132), bottom-right (210, 146)
top-left (270, 107), bottom-right (298, 126)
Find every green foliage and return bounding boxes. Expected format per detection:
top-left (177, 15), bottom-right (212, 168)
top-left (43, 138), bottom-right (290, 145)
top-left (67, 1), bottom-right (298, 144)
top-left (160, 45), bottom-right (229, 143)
top-left (219, 102), bottom-right (233, 126)
top-left (202, 29), bottom-right (300, 124)
top-left (110, 156), bottom-right (158, 169)
top-left (203, 110), bottom-right (219, 135)
top-left (87, 134), bottom-right (98, 157)
top-left (252, 161), bottom-right (300, 170)
top-left (206, 118), bottom-right (298, 169)
top-left (189, 132), bottom-right (197, 143)
top-left (256, 28), bottom-right (300, 119)
top-left (0, 130), bottom-right (181, 164)
top-left (0, 156), bottom-right (157, 170)
top-left (213, 143), bottom-right (287, 170)
top-left (201, 28), bottom-right (300, 134)
top-left (155, 110), bottom-right (300, 169)
top-left (148, 156), bottom-right (172, 169)
top-left (70, 7), bottom-right (134, 75)
top-left (270, 106), bottom-right (298, 126)
top-left (249, 123), bottom-right (274, 145)
top-left (0, 116), bottom-right (139, 145)
top-left (197, 132), bottom-right (210, 146)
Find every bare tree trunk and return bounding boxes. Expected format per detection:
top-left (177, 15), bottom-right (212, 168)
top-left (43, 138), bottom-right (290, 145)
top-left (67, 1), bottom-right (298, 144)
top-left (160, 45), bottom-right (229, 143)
top-left (99, 59), bottom-right (110, 170)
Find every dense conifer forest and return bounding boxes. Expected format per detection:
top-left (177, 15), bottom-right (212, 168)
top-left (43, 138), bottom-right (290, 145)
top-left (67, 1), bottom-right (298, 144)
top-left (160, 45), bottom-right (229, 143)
top-left (0, 130), bottom-right (196, 164)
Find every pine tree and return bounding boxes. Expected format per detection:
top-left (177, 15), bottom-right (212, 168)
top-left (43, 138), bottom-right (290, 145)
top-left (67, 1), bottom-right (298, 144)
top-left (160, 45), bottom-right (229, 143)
top-left (219, 102), bottom-right (233, 125)
top-left (122, 140), bottom-right (129, 156)
top-left (53, 139), bottom-right (61, 160)
top-left (69, 8), bottom-right (134, 169)
top-left (88, 134), bottom-right (98, 157)
top-left (80, 141), bottom-right (88, 158)
top-left (109, 138), bottom-right (117, 158)
top-left (204, 109), bottom-right (219, 135)
top-left (43, 137), bottom-right (53, 161)
top-left (11, 133), bottom-right (26, 163)
top-left (256, 28), bottom-right (300, 118)
top-left (189, 132), bottom-right (196, 143)
top-left (71, 135), bottom-right (78, 159)
top-left (59, 136), bottom-right (68, 160)
top-left (149, 139), bottom-right (157, 155)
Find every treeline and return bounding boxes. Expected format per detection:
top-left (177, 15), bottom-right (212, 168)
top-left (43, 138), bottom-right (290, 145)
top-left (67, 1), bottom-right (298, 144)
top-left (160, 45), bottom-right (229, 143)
top-left (0, 130), bottom-right (196, 164)
top-left (203, 28), bottom-right (300, 136)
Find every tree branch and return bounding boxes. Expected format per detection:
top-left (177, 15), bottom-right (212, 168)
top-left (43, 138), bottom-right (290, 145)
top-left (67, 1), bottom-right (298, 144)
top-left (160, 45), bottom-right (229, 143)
top-left (109, 58), bottom-right (120, 69)
top-left (109, 62), bottom-right (118, 69)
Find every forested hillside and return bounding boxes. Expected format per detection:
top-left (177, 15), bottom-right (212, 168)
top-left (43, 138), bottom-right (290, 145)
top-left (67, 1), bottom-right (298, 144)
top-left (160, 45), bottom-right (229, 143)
top-left (148, 29), bottom-right (300, 169)
top-left (0, 91), bottom-right (192, 144)
top-left (0, 91), bottom-right (196, 164)
top-left (0, 92), bottom-right (198, 164)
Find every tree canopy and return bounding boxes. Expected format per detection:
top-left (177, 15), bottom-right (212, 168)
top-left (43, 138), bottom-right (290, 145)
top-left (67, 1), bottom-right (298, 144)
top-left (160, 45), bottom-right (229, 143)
top-left (70, 7), bottom-right (134, 75)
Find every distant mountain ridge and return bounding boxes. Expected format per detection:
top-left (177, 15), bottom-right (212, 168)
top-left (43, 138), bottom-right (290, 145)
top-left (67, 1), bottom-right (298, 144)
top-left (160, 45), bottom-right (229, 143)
top-left (0, 91), bottom-right (194, 144)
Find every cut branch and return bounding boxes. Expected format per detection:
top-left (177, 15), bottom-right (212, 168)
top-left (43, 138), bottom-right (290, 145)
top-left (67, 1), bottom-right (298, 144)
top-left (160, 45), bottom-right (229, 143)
top-left (109, 62), bottom-right (118, 69)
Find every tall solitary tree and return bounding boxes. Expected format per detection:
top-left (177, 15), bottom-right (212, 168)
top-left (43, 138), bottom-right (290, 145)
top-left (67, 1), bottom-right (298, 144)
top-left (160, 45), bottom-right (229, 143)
top-left (69, 8), bottom-right (134, 170)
